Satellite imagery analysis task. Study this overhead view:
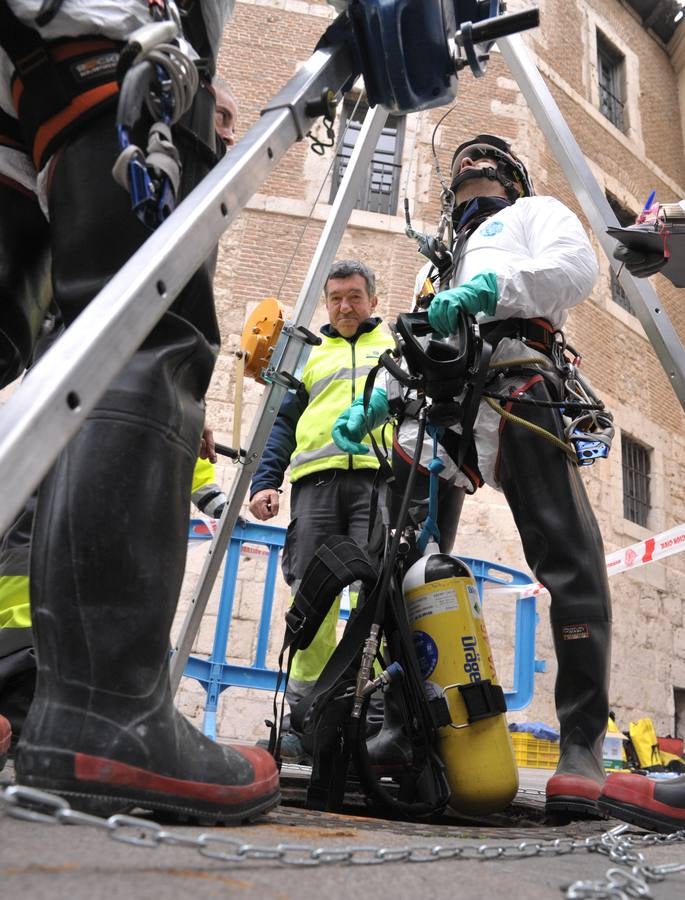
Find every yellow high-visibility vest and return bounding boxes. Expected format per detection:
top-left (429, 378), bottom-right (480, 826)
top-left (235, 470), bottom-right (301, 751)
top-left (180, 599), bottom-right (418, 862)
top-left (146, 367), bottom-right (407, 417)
top-left (289, 323), bottom-right (393, 483)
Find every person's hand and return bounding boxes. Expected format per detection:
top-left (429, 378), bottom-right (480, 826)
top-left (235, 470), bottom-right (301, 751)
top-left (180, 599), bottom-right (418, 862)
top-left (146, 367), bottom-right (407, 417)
top-left (249, 488), bottom-right (280, 521)
top-left (428, 271), bottom-right (498, 337)
top-left (613, 242), bottom-right (667, 278)
top-left (332, 388), bottom-right (389, 455)
top-left (199, 426), bottom-right (217, 463)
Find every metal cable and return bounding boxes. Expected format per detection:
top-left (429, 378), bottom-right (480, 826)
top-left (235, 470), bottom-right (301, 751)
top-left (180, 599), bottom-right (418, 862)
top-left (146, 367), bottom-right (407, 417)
top-left (277, 91), bottom-right (366, 298)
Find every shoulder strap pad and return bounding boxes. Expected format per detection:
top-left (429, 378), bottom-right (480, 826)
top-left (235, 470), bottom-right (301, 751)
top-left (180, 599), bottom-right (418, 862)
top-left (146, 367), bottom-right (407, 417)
top-left (283, 535), bottom-right (378, 653)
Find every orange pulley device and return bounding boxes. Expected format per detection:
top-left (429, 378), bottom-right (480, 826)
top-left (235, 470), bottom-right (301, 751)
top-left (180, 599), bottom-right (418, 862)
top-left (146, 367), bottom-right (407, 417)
top-left (239, 296), bottom-right (285, 383)
top-left (231, 297), bottom-right (285, 453)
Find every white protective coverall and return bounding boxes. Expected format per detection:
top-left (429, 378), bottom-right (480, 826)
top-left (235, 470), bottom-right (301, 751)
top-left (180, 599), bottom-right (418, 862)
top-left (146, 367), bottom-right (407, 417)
top-left (399, 194), bottom-right (599, 488)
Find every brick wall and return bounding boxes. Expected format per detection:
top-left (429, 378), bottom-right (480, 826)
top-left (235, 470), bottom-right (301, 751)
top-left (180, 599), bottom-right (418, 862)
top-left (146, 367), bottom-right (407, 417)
top-left (174, 0), bottom-right (685, 745)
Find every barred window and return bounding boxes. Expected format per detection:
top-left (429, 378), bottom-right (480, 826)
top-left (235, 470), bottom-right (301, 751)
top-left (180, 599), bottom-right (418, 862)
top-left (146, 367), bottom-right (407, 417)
top-left (622, 435), bottom-right (650, 526)
top-left (597, 33), bottom-right (625, 132)
top-left (606, 193), bottom-right (635, 314)
top-left (330, 100), bottom-right (405, 215)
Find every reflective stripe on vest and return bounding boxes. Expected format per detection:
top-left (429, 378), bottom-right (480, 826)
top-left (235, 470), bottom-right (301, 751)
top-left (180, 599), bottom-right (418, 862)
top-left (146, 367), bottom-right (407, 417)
top-left (0, 573), bottom-right (30, 624)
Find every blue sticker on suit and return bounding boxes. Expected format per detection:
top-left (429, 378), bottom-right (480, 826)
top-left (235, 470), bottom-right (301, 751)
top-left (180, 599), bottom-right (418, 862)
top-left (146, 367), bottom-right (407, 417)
top-left (482, 220), bottom-right (504, 236)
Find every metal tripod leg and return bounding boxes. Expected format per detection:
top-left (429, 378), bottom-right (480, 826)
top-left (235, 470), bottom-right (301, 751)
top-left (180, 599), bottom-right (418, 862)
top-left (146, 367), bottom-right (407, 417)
top-left (499, 34), bottom-right (685, 411)
top-left (169, 104), bottom-right (389, 692)
top-left (0, 35), bottom-right (358, 536)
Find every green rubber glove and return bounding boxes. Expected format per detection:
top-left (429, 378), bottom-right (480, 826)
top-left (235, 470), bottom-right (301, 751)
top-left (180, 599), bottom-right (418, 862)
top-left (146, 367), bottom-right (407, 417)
top-left (332, 388), bottom-right (389, 455)
top-left (428, 271), bottom-right (499, 337)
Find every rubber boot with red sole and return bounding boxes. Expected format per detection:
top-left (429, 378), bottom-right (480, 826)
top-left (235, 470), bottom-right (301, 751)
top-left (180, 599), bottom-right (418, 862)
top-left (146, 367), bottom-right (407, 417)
top-left (495, 381), bottom-right (612, 822)
top-left (544, 622), bottom-right (611, 820)
top-left (598, 773), bottom-right (685, 833)
top-left (545, 740), bottom-right (606, 819)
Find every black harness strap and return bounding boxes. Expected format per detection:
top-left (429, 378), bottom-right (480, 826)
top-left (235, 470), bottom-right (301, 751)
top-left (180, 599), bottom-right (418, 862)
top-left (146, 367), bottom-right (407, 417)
top-left (177, 1), bottom-right (215, 77)
top-left (288, 560), bottom-right (382, 738)
top-left (431, 327), bottom-right (492, 468)
top-left (35, 0), bottom-right (65, 27)
top-left (458, 680), bottom-right (507, 723)
top-left (267, 535), bottom-right (378, 757)
top-left (0, 1), bottom-right (71, 124)
top-left (283, 535), bottom-right (379, 654)
top-left (479, 316), bottom-right (556, 355)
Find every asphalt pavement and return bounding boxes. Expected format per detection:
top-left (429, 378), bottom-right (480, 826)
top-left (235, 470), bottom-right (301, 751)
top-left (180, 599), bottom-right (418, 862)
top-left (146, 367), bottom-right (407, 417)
top-left (1, 760), bottom-right (684, 900)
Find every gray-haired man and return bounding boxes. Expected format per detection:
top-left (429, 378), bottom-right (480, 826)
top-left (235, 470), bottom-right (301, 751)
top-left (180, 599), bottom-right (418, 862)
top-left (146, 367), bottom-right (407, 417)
top-left (249, 259), bottom-right (393, 759)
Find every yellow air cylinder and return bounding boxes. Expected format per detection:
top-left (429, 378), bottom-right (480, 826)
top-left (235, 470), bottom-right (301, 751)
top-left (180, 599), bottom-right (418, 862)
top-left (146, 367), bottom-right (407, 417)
top-left (403, 550), bottom-right (518, 815)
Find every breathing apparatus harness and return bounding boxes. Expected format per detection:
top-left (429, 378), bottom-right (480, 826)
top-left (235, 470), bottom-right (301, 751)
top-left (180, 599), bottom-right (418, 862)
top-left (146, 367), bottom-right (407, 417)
top-left (267, 309), bottom-right (490, 817)
top-left (112, 1), bottom-right (204, 230)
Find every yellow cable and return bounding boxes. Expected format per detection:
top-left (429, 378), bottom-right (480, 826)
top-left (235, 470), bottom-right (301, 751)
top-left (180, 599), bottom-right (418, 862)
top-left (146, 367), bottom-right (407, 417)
top-left (484, 396), bottom-right (576, 461)
top-left (484, 358), bottom-right (577, 462)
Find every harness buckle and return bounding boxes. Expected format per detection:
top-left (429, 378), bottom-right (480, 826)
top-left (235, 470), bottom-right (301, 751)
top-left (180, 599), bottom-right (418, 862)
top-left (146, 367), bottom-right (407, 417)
top-left (285, 607), bottom-right (306, 635)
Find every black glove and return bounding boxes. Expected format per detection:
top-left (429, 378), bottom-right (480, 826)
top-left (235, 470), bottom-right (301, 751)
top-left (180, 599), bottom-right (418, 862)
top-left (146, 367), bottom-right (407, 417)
top-left (613, 242), bottom-right (667, 278)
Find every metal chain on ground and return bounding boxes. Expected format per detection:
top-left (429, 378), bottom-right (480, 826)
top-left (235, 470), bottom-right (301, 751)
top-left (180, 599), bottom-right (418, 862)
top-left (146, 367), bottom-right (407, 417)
top-left (2, 784), bottom-right (684, 896)
top-left (564, 825), bottom-right (685, 899)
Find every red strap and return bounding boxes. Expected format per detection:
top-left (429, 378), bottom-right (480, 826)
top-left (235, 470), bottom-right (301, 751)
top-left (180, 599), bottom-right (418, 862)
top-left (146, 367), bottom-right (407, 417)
top-left (494, 374), bottom-right (544, 482)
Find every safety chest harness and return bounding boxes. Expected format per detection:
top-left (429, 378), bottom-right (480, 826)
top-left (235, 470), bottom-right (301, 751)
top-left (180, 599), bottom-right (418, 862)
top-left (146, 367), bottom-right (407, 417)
top-left (0, 2), bottom-right (121, 171)
top-left (0, 0), bottom-right (214, 228)
top-left (416, 255), bottom-right (613, 470)
top-left (476, 316), bottom-right (615, 467)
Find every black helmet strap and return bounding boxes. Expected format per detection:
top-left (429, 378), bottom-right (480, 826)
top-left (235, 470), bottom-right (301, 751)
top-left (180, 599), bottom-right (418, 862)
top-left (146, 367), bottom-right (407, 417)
top-left (450, 161), bottom-right (521, 203)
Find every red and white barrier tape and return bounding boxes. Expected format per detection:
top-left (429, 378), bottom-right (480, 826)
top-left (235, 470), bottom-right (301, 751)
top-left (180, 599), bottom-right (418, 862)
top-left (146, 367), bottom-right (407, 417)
top-left (190, 518), bottom-right (685, 596)
top-left (188, 517), bottom-right (271, 557)
top-left (485, 522), bottom-right (685, 598)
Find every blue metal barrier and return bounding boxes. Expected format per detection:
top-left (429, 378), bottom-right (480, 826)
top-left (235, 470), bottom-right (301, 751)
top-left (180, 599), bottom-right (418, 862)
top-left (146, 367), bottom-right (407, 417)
top-left (184, 519), bottom-right (545, 738)
top-left (458, 557), bottom-right (546, 712)
top-left (185, 518), bottom-right (286, 740)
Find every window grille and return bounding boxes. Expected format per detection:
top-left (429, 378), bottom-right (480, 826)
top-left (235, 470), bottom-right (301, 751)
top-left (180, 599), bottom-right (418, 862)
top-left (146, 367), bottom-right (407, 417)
top-left (330, 100), bottom-right (405, 215)
top-left (622, 435), bottom-right (650, 526)
top-left (597, 34), bottom-right (625, 131)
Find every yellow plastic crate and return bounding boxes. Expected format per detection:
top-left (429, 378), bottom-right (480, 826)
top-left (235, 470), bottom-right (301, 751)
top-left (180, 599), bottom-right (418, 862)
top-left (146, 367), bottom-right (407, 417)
top-left (511, 732), bottom-right (560, 769)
